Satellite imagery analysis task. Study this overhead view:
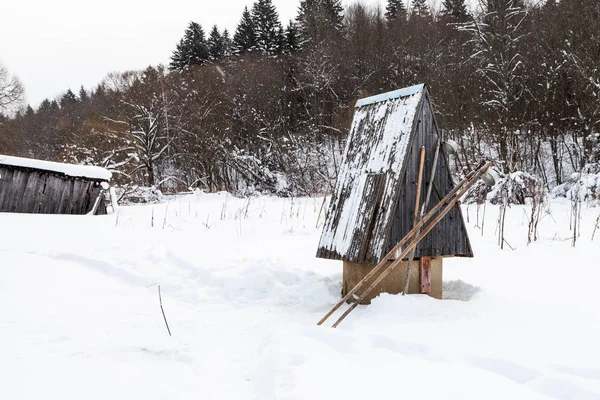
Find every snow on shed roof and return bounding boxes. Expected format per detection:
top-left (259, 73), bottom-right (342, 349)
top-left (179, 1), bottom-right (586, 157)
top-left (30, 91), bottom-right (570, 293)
top-left (317, 85), bottom-right (425, 262)
top-left (355, 83), bottom-right (424, 108)
top-left (0, 155), bottom-right (112, 181)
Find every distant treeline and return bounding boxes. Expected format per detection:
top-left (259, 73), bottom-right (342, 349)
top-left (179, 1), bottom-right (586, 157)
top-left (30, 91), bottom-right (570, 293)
top-left (0, 0), bottom-right (598, 194)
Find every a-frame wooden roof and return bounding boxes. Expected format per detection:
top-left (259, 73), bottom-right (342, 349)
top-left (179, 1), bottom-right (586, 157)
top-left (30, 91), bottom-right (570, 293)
top-left (317, 84), bottom-right (473, 264)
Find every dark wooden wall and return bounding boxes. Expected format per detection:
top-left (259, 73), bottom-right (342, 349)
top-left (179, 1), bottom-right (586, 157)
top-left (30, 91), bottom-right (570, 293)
top-left (386, 91), bottom-right (473, 259)
top-left (0, 165), bottom-right (107, 215)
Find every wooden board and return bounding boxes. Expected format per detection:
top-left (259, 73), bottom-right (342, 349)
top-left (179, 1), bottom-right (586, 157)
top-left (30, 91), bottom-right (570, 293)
top-left (420, 256), bottom-right (432, 293)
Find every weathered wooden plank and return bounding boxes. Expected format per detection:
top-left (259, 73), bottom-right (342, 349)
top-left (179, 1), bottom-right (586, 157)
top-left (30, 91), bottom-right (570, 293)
top-left (420, 256), bottom-right (432, 293)
top-left (353, 173), bottom-right (386, 262)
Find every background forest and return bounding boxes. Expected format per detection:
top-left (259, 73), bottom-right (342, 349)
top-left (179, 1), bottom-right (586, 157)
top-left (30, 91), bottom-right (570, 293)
top-left (1, 0), bottom-right (599, 196)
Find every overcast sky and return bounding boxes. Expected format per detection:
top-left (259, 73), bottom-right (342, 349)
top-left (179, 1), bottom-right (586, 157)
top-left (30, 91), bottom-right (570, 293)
top-left (1, 0), bottom-right (448, 107)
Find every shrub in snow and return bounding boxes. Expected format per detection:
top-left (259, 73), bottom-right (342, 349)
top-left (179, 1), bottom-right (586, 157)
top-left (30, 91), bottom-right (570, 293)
top-left (551, 164), bottom-right (600, 203)
top-left (114, 186), bottom-right (163, 205)
top-left (464, 171), bottom-right (544, 205)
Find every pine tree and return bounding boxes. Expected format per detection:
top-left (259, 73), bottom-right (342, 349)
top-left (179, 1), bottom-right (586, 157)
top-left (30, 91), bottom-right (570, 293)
top-left (442, 0), bottom-right (468, 20)
top-left (411, 0), bottom-right (430, 18)
top-left (276, 25), bottom-right (286, 53)
top-left (233, 6), bottom-right (257, 53)
top-left (322, 0), bottom-right (344, 30)
top-left (169, 22), bottom-right (209, 71)
top-left (60, 89), bottom-right (78, 108)
top-left (385, 0), bottom-right (407, 23)
top-left (284, 20), bottom-right (301, 52)
top-left (297, 0), bottom-right (344, 45)
top-left (78, 85), bottom-right (89, 103)
top-left (208, 25), bottom-right (225, 60)
top-left (222, 29), bottom-right (233, 57)
top-left (251, 0), bottom-right (282, 54)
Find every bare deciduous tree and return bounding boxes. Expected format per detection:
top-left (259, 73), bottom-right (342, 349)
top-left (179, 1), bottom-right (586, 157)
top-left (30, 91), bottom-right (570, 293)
top-left (0, 63), bottom-right (24, 114)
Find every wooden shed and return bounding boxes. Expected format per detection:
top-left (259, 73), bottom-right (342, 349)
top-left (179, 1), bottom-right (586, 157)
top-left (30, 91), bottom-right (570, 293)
top-left (316, 84), bottom-right (472, 302)
top-left (0, 155), bottom-right (111, 215)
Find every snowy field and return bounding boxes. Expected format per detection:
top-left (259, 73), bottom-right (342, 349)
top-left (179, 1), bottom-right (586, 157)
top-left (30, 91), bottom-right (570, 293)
top-left (1, 192), bottom-right (599, 400)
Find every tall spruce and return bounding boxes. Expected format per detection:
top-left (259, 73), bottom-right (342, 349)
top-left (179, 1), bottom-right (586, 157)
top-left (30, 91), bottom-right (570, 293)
top-left (284, 20), bottom-right (301, 52)
top-left (169, 22), bottom-right (209, 71)
top-left (60, 89), bottom-right (78, 108)
top-left (411, 0), bottom-right (431, 18)
top-left (442, 0), bottom-right (468, 20)
top-left (208, 25), bottom-right (225, 60)
top-left (385, 0), bottom-right (407, 23)
top-left (78, 86), bottom-right (89, 103)
top-left (297, 0), bottom-right (344, 45)
top-left (251, 0), bottom-right (282, 54)
top-left (222, 29), bottom-right (233, 57)
top-left (323, 0), bottom-right (344, 29)
top-left (276, 25), bottom-right (286, 53)
top-left (233, 6), bottom-right (257, 53)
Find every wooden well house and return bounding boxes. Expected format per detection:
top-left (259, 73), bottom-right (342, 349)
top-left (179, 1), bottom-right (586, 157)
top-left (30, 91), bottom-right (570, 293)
top-left (0, 155), bottom-right (111, 215)
top-left (316, 84), bottom-right (472, 302)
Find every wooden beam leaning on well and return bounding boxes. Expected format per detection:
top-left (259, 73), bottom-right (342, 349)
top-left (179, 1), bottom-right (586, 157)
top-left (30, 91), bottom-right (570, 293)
top-left (317, 161), bottom-right (489, 326)
top-left (317, 160), bottom-right (493, 327)
top-left (331, 161), bottom-right (492, 328)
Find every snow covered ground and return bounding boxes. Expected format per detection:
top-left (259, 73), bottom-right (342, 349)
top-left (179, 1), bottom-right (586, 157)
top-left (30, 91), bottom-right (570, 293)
top-left (1, 192), bottom-right (599, 400)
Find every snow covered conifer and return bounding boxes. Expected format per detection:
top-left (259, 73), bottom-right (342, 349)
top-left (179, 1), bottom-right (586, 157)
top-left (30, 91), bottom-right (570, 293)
top-left (222, 29), bottom-right (233, 57)
top-left (60, 89), bottom-right (78, 108)
top-left (208, 25), bottom-right (225, 60)
top-left (78, 86), bottom-right (89, 103)
top-left (442, 0), bottom-right (468, 20)
top-left (385, 0), bottom-right (407, 23)
top-left (251, 0), bottom-right (282, 54)
top-left (284, 21), bottom-right (301, 52)
top-left (276, 25), bottom-right (286, 53)
top-left (297, 0), bottom-right (344, 46)
top-left (411, 0), bottom-right (431, 19)
top-left (169, 22), bottom-right (209, 71)
top-left (322, 0), bottom-right (344, 30)
top-left (233, 6), bottom-right (257, 54)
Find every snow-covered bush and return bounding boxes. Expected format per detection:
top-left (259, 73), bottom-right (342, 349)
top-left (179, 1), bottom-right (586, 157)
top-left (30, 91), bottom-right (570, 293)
top-left (114, 186), bottom-right (163, 205)
top-left (551, 164), bottom-right (600, 203)
top-left (464, 171), bottom-right (545, 205)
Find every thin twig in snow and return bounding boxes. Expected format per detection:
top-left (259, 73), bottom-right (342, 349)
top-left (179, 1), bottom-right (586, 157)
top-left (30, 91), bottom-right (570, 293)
top-left (158, 285), bottom-right (172, 337)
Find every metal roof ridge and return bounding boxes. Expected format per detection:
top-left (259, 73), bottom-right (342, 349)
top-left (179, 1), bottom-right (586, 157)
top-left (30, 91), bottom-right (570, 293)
top-left (355, 83), bottom-right (425, 108)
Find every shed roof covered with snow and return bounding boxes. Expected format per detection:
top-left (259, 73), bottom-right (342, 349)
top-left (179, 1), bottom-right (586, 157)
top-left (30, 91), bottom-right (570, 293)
top-left (0, 155), bottom-right (112, 181)
top-left (317, 84), bottom-right (472, 264)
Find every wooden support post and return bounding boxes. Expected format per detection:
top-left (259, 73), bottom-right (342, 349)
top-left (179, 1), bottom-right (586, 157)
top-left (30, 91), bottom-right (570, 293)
top-left (420, 256), bottom-right (432, 293)
top-left (403, 146), bottom-right (426, 295)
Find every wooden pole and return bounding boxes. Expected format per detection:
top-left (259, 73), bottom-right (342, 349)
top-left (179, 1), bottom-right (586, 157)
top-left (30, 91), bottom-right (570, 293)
top-left (316, 195), bottom-right (327, 228)
top-left (316, 161), bottom-right (492, 326)
top-left (403, 140), bottom-right (441, 295)
top-left (331, 162), bottom-right (491, 328)
top-left (402, 147), bottom-right (426, 295)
